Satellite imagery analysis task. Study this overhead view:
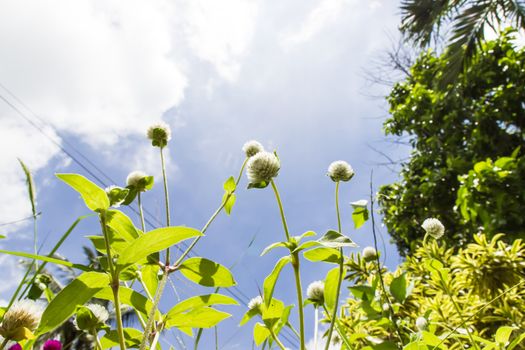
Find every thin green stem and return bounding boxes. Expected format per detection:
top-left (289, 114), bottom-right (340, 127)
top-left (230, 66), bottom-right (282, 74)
top-left (92, 329), bottom-right (103, 350)
top-left (0, 338), bottom-right (9, 350)
top-left (369, 175), bottom-right (404, 346)
top-left (325, 182), bottom-right (343, 350)
top-left (269, 328), bottom-right (287, 350)
top-left (33, 213), bottom-right (38, 269)
top-left (139, 267), bottom-right (168, 350)
top-left (287, 322), bottom-right (300, 339)
top-left (100, 212), bottom-right (126, 350)
top-left (174, 159), bottom-right (248, 267)
top-left (292, 252), bottom-right (306, 350)
top-left (160, 147), bottom-right (171, 264)
top-left (270, 180), bottom-right (291, 241)
top-left (137, 192), bottom-right (146, 232)
top-left (149, 329), bottom-right (161, 350)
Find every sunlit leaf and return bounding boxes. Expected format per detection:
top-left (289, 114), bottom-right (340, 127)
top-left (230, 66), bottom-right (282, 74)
top-left (178, 257), bottom-right (236, 287)
top-left (263, 256), bottom-right (291, 306)
top-left (56, 173), bottom-right (109, 212)
top-left (303, 247), bottom-right (342, 264)
top-left (318, 230), bottom-right (357, 248)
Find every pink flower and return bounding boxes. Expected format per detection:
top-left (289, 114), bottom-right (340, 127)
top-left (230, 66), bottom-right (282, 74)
top-left (43, 340), bottom-right (62, 350)
top-left (8, 344), bottom-right (22, 350)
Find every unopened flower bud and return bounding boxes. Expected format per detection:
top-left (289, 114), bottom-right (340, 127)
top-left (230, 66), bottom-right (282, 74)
top-left (422, 218), bottom-right (445, 239)
top-left (75, 303), bottom-right (109, 331)
top-left (415, 316), bottom-right (428, 331)
top-left (126, 171), bottom-right (152, 192)
top-left (327, 161), bottom-right (354, 182)
top-left (242, 140), bottom-right (264, 157)
top-left (146, 122), bottom-right (171, 148)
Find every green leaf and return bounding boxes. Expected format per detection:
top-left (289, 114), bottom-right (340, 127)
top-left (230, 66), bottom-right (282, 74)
top-left (239, 308), bottom-right (260, 326)
top-left (390, 273), bottom-right (409, 303)
top-left (223, 193), bottom-right (236, 216)
top-left (261, 298), bottom-right (285, 329)
top-left (165, 294), bottom-right (238, 318)
top-left (294, 231), bottom-right (316, 242)
top-left (303, 247), bottom-right (342, 264)
top-left (95, 286), bottom-right (160, 319)
top-left (292, 241), bottom-right (320, 253)
top-left (117, 226), bottom-right (202, 269)
top-left (422, 331), bottom-right (446, 349)
top-left (495, 326), bottom-right (516, 345)
top-left (105, 186), bottom-right (129, 207)
top-left (179, 257), bottom-right (236, 287)
top-left (247, 181), bottom-right (269, 189)
top-left (223, 176), bottom-right (236, 193)
top-left (263, 256), bottom-right (292, 306)
top-left (318, 230), bottom-right (357, 248)
top-left (349, 285), bottom-right (376, 301)
top-left (18, 159), bottom-right (37, 217)
top-left (106, 210), bottom-right (141, 241)
top-left (324, 266), bottom-right (345, 312)
top-left (0, 249), bottom-right (90, 271)
top-left (164, 306), bottom-right (231, 329)
top-left (37, 271), bottom-right (110, 335)
top-left (140, 263), bottom-right (159, 298)
top-left (100, 328), bottom-right (143, 349)
top-left (56, 173), bottom-right (109, 212)
top-left (260, 241), bottom-right (288, 256)
top-left (351, 200), bottom-right (369, 229)
top-left (253, 323), bottom-right (271, 346)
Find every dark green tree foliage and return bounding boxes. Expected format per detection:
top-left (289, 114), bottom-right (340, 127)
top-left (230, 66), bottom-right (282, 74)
top-left (379, 31), bottom-right (525, 256)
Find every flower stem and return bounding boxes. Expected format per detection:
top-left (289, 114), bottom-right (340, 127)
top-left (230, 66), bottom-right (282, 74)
top-left (140, 267), bottom-right (168, 350)
top-left (100, 212), bottom-right (126, 350)
top-left (314, 307), bottom-right (319, 350)
top-left (324, 181), bottom-right (343, 350)
top-left (92, 329), bottom-right (103, 350)
top-left (269, 328), bottom-right (287, 350)
top-left (160, 147), bottom-right (171, 264)
top-left (270, 180), bottom-right (291, 241)
top-left (137, 192), bottom-right (146, 232)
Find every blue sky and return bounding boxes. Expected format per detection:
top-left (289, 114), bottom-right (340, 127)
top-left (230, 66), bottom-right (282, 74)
top-left (0, 1), bottom-right (410, 348)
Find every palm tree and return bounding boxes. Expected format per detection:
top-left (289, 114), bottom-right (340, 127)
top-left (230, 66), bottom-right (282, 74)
top-left (400, 0), bottom-right (525, 83)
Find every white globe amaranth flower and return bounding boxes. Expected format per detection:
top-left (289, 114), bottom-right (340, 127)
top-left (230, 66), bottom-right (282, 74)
top-left (327, 160), bottom-right (354, 182)
top-left (246, 151), bottom-right (280, 184)
top-left (74, 303), bottom-right (109, 331)
top-left (242, 140), bottom-right (264, 157)
top-left (0, 300), bottom-right (44, 340)
top-left (306, 280), bottom-right (325, 303)
top-left (362, 246), bottom-right (377, 261)
top-left (126, 170), bottom-right (153, 193)
top-left (422, 218), bottom-right (445, 239)
top-left (247, 296), bottom-right (263, 311)
top-left (382, 303), bottom-right (390, 312)
top-left (415, 316), bottom-right (428, 331)
top-left (146, 121), bottom-right (171, 148)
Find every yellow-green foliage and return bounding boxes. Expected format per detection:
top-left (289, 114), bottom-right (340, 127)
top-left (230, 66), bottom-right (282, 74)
top-left (341, 234), bottom-right (525, 349)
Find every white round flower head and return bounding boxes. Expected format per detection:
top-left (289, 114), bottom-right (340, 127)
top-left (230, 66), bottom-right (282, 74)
top-left (248, 296), bottom-right (263, 310)
top-left (306, 280), bottom-right (325, 303)
top-left (126, 171), bottom-right (147, 188)
top-left (0, 300), bottom-right (44, 338)
top-left (422, 218), bottom-right (445, 239)
top-left (86, 303), bottom-right (109, 324)
top-left (246, 151), bottom-right (280, 184)
top-left (242, 140), bottom-right (264, 157)
top-left (415, 316), bottom-right (428, 331)
top-left (146, 122), bottom-right (171, 147)
top-left (327, 160), bottom-right (354, 182)
top-left (362, 246), bottom-right (377, 261)
top-left (382, 303), bottom-right (390, 312)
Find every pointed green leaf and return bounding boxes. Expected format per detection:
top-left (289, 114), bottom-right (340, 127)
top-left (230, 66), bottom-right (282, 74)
top-left (303, 247), bottom-right (342, 264)
top-left (0, 249), bottom-right (90, 271)
top-left (179, 257), bottom-right (236, 287)
top-left (294, 231), bottom-right (316, 242)
top-left (324, 266), bottom-right (345, 312)
top-left (495, 326), bottom-right (516, 345)
top-left (164, 306), bottom-right (231, 329)
top-left (100, 328), bottom-right (143, 349)
top-left (239, 308), bottom-right (259, 326)
top-left (293, 241), bottom-right (320, 253)
top-left (318, 230), bottom-right (357, 248)
top-left (117, 227), bottom-right (202, 269)
top-left (106, 209), bottom-right (141, 241)
top-left (351, 200), bottom-right (369, 229)
top-left (37, 271), bottom-right (110, 334)
top-left (166, 294), bottom-right (238, 319)
top-left (18, 159), bottom-right (36, 217)
top-left (223, 193), bottom-right (236, 216)
top-left (261, 298), bottom-right (285, 329)
top-left (253, 323), bottom-right (271, 346)
top-left (390, 273), bottom-right (411, 303)
top-left (56, 173), bottom-right (109, 212)
top-left (223, 176), bottom-right (236, 193)
top-left (263, 256), bottom-right (291, 306)
top-left (95, 286), bottom-right (160, 319)
top-left (260, 241), bottom-right (288, 256)
top-left (140, 263), bottom-right (159, 298)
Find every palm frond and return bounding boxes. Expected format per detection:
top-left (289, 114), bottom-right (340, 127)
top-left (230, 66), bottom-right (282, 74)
top-left (441, 1), bottom-right (496, 85)
top-left (504, 0), bottom-right (525, 28)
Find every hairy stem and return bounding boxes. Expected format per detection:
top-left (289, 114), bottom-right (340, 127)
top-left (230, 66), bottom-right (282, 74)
top-left (140, 267), bottom-right (168, 350)
top-left (314, 307), bottom-right (319, 350)
top-left (92, 329), bottom-right (103, 350)
top-left (269, 328), bottom-right (287, 350)
top-left (160, 147), bottom-right (171, 263)
top-left (324, 181), bottom-right (343, 350)
top-left (137, 192), bottom-right (146, 232)
top-left (270, 180), bottom-right (291, 241)
top-left (100, 212), bottom-right (126, 350)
